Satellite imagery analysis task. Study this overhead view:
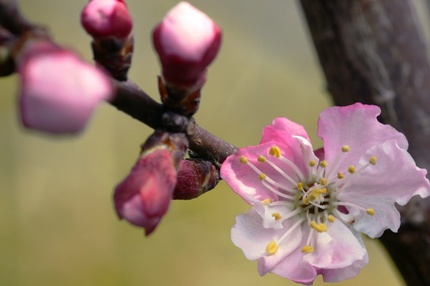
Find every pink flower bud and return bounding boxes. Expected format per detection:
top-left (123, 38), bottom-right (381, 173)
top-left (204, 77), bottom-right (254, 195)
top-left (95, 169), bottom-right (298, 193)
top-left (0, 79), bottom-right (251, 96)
top-left (152, 2), bottom-right (221, 88)
top-left (81, 0), bottom-right (132, 39)
top-left (17, 40), bottom-right (113, 134)
top-left (114, 132), bottom-right (187, 235)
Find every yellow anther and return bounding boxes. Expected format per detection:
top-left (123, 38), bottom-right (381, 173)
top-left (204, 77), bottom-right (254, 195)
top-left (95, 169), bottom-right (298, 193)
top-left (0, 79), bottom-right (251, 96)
top-left (310, 221), bottom-right (327, 232)
top-left (308, 188), bottom-right (326, 201)
top-left (337, 172), bottom-right (344, 179)
top-left (309, 160), bottom-right (316, 167)
top-left (266, 241), bottom-right (279, 255)
top-left (320, 160), bottom-right (328, 168)
top-left (297, 182), bottom-right (304, 190)
top-left (348, 165), bottom-right (356, 174)
top-left (328, 215), bottom-right (335, 222)
top-left (240, 156), bottom-right (248, 164)
top-left (366, 208), bottom-right (375, 216)
top-left (258, 155), bottom-right (266, 163)
top-left (261, 198), bottom-right (272, 206)
top-left (303, 197), bottom-right (310, 205)
top-left (269, 146), bottom-right (281, 158)
top-left (341, 145), bottom-right (350, 152)
top-left (369, 156), bottom-right (377, 165)
top-left (259, 173), bottom-right (267, 181)
top-left (272, 213), bottom-right (282, 221)
top-left (319, 178), bottom-right (328, 185)
top-left (301, 245), bottom-right (314, 253)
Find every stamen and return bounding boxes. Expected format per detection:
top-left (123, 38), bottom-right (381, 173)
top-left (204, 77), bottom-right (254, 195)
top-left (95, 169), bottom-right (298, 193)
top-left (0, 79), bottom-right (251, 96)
top-left (369, 156), bottom-right (377, 165)
top-left (320, 160), bottom-right (328, 168)
top-left (303, 197), bottom-right (310, 205)
top-left (266, 241), bottom-right (278, 255)
top-left (261, 180), bottom-right (295, 200)
top-left (269, 146), bottom-right (281, 158)
top-left (239, 156), bottom-right (248, 164)
top-left (263, 158), bottom-right (300, 186)
top-left (297, 182), bottom-right (304, 190)
top-left (258, 155), bottom-right (266, 162)
top-left (325, 145), bottom-right (351, 179)
top-left (334, 202), bottom-right (376, 217)
top-left (261, 198), bottom-right (272, 205)
top-left (327, 215), bottom-right (335, 222)
top-left (309, 160), bottom-right (316, 167)
top-left (277, 217), bottom-right (306, 244)
top-left (310, 221), bottom-right (327, 233)
top-left (259, 173), bottom-right (267, 181)
top-left (337, 172), bottom-right (344, 179)
top-left (301, 245), bottom-right (314, 253)
top-left (272, 213), bottom-right (282, 220)
top-left (348, 165), bottom-right (356, 174)
top-left (319, 178), bottom-right (328, 185)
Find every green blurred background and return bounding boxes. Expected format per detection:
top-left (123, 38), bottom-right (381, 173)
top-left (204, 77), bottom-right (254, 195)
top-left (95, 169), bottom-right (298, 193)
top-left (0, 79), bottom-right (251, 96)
top-left (3, 0), bottom-right (426, 285)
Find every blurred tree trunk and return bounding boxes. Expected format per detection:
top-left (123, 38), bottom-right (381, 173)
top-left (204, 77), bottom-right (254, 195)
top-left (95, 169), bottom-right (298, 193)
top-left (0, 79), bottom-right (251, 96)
top-left (299, 1), bottom-right (430, 285)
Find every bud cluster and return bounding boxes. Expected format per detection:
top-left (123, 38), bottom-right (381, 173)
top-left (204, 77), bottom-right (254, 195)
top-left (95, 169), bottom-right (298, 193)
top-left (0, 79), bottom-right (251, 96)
top-left (112, 2), bottom-right (222, 235)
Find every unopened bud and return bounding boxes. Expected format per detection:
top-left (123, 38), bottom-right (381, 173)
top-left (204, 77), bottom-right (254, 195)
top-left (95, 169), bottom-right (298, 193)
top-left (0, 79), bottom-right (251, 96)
top-left (81, 0), bottom-right (132, 39)
top-left (17, 40), bottom-right (113, 134)
top-left (174, 159), bottom-right (220, 200)
top-left (152, 2), bottom-right (221, 89)
top-left (114, 131), bottom-right (188, 235)
top-left (81, 0), bottom-right (134, 80)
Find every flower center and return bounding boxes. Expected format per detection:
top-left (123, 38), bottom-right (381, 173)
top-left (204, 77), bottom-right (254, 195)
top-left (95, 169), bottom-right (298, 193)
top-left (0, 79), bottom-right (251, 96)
top-left (238, 142), bottom-right (377, 256)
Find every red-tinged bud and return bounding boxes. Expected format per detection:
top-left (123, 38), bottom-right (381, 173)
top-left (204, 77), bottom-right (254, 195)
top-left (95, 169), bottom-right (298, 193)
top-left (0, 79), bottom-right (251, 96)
top-left (173, 159), bottom-right (220, 200)
top-left (17, 40), bottom-right (113, 134)
top-left (152, 1), bottom-right (221, 89)
top-left (114, 131), bottom-right (188, 235)
top-left (81, 0), bottom-right (132, 39)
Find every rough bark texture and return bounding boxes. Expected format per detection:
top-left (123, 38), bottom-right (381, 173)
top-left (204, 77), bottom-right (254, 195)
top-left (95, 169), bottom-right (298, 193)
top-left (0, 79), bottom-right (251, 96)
top-left (299, 1), bottom-right (430, 285)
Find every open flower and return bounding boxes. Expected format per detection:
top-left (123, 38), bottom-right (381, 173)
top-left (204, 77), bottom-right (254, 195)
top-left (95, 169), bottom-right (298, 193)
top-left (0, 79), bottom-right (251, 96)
top-left (221, 103), bottom-right (430, 284)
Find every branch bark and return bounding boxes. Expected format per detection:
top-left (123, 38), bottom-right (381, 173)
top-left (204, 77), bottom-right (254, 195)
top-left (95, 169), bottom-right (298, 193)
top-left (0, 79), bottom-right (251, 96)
top-left (299, 1), bottom-right (430, 285)
top-left (113, 81), bottom-right (238, 167)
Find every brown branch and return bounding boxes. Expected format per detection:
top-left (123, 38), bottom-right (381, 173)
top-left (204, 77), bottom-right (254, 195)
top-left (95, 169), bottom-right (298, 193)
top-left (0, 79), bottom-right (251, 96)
top-left (113, 81), bottom-right (237, 167)
top-left (299, 0), bottom-right (430, 285)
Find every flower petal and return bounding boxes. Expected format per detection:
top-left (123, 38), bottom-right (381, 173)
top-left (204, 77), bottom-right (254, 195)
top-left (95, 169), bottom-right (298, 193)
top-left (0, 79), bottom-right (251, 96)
top-left (317, 103), bottom-right (408, 172)
top-left (221, 142), bottom-right (299, 204)
top-left (304, 220), bottom-right (366, 272)
top-left (268, 227), bottom-right (318, 284)
top-left (261, 117), bottom-right (311, 145)
top-left (338, 139), bottom-right (430, 237)
top-left (320, 223), bottom-right (368, 282)
top-left (231, 208), bottom-right (301, 262)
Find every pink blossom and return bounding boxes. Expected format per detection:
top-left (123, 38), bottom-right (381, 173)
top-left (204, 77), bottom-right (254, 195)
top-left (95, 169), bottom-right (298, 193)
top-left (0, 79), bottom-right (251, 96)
top-left (221, 103), bottom-right (430, 284)
top-left (152, 2), bottom-right (221, 88)
top-left (81, 0), bottom-right (132, 39)
top-left (18, 41), bottom-right (113, 134)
